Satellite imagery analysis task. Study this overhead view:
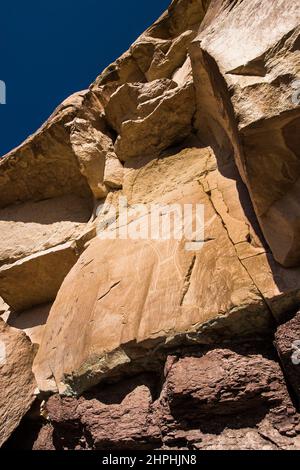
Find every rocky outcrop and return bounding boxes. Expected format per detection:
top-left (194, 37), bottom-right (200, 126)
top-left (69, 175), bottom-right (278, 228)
top-left (1, 0), bottom-right (300, 450)
top-left (29, 343), bottom-right (300, 450)
top-left (33, 136), bottom-right (300, 396)
top-left (105, 79), bottom-right (195, 161)
top-left (69, 116), bottom-right (123, 198)
top-left (0, 195), bottom-right (95, 311)
top-left (0, 92), bottom-right (92, 208)
top-left (0, 242), bottom-right (80, 312)
top-left (91, 0), bottom-right (209, 92)
top-left (0, 319), bottom-right (36, 447)
top-left (33, 141), bottom-right (275, 395)
top-left (0, 194), bottom-right (91, 267)
top-left (190, 0), bottom-right (300, 267)
top-left (275, 312), bottom-right (300, 406)
top-left (5, 303), bottom-right (51, 347)
top-left (0, 92), bottom-right (109, 313)
top-left (0, 297), bottom-right (8, 317)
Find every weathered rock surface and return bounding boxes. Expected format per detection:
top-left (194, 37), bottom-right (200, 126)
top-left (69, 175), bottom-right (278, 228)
top-left (5, 303), bottom-right (51, 346)
top-left (105, 79), bottom-right (195, 161)
top-left (32, 137), bottom-right (300, 395)
top-left (0, 91), bottom-right (92, 207)
top-left (275, 312), bottom-right (300, 406)
top-left (0, 319), bottom-right (36, 447)
top-left (190, 0), bottom-right (300, 267)
top-left (69, 117), bottom-right (123, 198)
top-left (0, 192), bottom-right (96, 312)
top-left (91, 0), bottom-right (209, 92)
top-left (0, 91), bottom-right (102, 313)
top-left (0, 194), bottom-right (91, 267)
top-left (1, 0), bottom-right (300, 451)
top-left (34, 142), bottom-right (279, 395)
top-left (30, 345), bottom-right (300, 450)
top-left (160, 347), bottom-right (300, 450)
top-left (0, 242), bottom-right (80, 311)
top-left (42, 375), bottom-right (160, 450)
top-left (0, 297), bottom-right (8, 317)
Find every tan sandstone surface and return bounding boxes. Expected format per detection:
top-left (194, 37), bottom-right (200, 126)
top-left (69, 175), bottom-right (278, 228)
top-left (191, 0), bottom-right (300, 267)
top-left (0, 319), bottom-right (37, 447)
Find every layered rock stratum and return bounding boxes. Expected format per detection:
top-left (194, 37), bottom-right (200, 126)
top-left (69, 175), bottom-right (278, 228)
top-left (1, 0), bottom-right (300, 450)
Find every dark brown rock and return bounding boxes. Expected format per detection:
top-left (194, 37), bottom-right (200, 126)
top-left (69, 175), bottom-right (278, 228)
top-left (32, 425), bottom-right (55, 451)
top-left (275, 311), bottom-right (300, 405)
top-left (32, 345), bottom-right (300, 451)
top-left (34, 375), bottom-right (161, 450)
top-left (166, 348), bottom-right (286, 419)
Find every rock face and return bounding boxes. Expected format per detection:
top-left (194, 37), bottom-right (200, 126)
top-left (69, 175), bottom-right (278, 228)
top-left (105, 79), bottom-right (195, 161)
top-left (275, 312), bottom-right (300, 406)
top-left (34, 143), bottom-right (275, 395)
top-left (0, 194), bottom-right (91, 267)
top-left (0, 242), bottom-right (81, 311)
top-left (0, 319), bottom-right (36, 447)
top-left (1, 0), bottom-right (300, 450)
top-left (190, 0), bottom-right (300, 267)
top-left (0, 297), bottom-right (8, 317)
top-left (31, 344), bottom-right (300, 450)
top-left (5, 304), bottom-right (51, 347)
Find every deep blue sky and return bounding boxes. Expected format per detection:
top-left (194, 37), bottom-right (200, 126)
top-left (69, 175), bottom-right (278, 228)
top-left (0, 0), bottom-right (170, 156)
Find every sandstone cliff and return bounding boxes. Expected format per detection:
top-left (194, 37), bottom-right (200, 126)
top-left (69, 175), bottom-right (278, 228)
top-left (1, 0), bottom-right (300, 450)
